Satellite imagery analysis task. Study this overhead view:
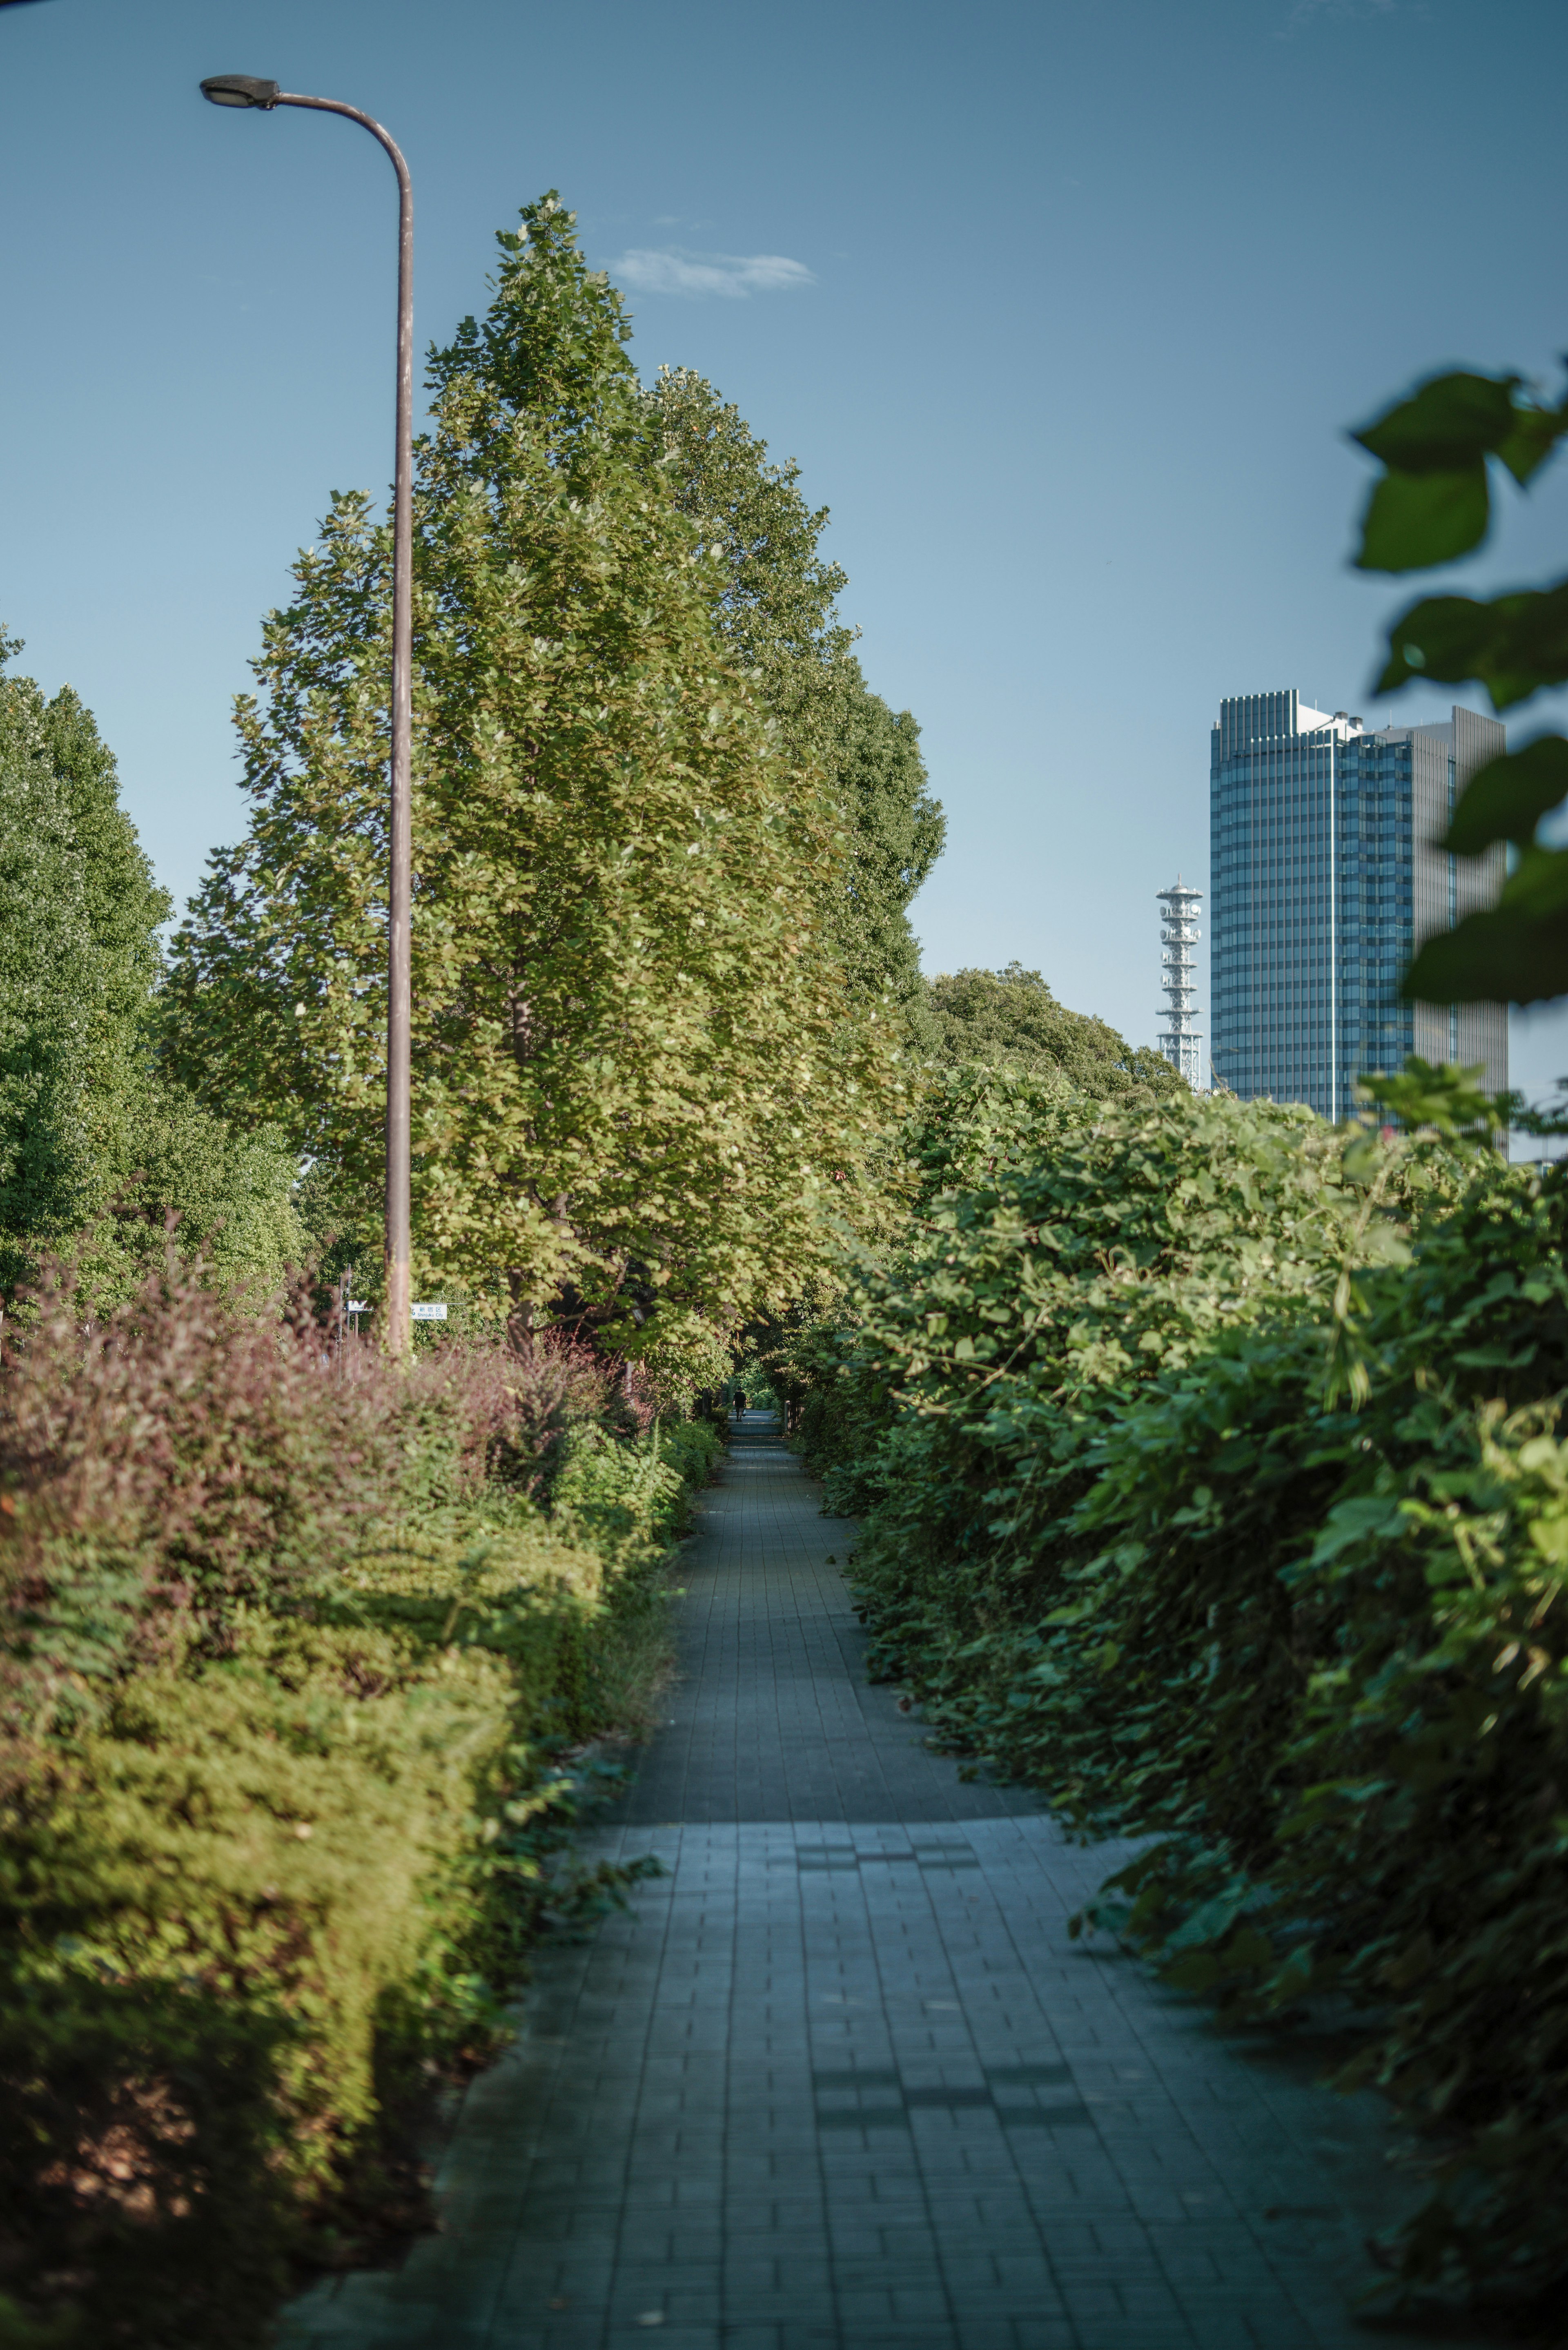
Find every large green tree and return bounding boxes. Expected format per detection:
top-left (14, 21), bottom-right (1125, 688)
top-left (926, 961), bottom-right (1185, 1099)
top-left (646, 369), bottom-right (944, 1043)
top-left (819, 686), bottom-right (943, 1037)
top-left (162, 198), bottom-right (901, 1349)
top-left (0, 645), bottom-right (168, 1247)
top-left (0, 641), bottom-right (302, 1298)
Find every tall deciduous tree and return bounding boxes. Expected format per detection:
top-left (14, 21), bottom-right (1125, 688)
top-left (927, 963), bottom-right (1184, 1099)
top-left (162, 198), bottom-right (901, 1349)
top-left (646, 370), bottom-right (944, 1044)
top-left (0, 645), bottom-right (169, 1248)
top-left (824, 688), bottom-right (944, 1035)
top-left (0, 641), bottom-right (303, 1298)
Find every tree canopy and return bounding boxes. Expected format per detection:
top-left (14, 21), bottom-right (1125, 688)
top-left (646, 368), bottom-right (944, 1044)
top-left (161, 197), bottom-right (903, 1351)
top-left (0, 640), bottom-right (302, 1298)
top-left (0, 646), bottom-right (169, 1251)
top-left (926, 961), bottom-right (1185, 1099)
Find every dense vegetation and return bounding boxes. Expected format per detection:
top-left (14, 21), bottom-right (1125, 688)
top-left (925, 962), bottom-right (1183, 1100)
top-left (12, 168), bottom-right (1567, 2346)
top-left (0, 649), bottom-right (303, 1308)
top-left (0, 190), bottom-right (955, 2350)
top-left (160, 198), bottom-right (916, 1362)
top-left (0, 1260), bottom-right (717, 2347)
top-left (775, 338), bottom-right (1568, 2317)
top-left (788, 1064), bottom-right (1568, 2303)
top-left (648, 367), bottom-right (945, 1047)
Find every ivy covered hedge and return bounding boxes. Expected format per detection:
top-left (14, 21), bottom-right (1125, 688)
top-left (0, 1268), bottom-right (717, 2348)
top-left (793, 1064), bottom-right (1568, 2308)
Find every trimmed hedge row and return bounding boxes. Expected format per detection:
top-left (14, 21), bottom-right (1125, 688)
top-left (0, 1268), bottom-right (717, 2348)
top-left (795, 1067), bottom-right (1568, 2308)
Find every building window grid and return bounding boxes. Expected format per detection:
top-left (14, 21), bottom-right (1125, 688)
top-left (1212, 708), bottom-right (1422, 1120)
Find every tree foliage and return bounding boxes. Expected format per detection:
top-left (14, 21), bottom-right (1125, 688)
top-left (926, 961), bottom-right (1183, 1097)
top-left (795, 1065), bottom-right (1568, 2302)
top-left (161, 198), bottom-right (902, 1349)
top-left (644, 366), bottom-right (854, 751)
top-left (772, 321), bottom-right (1568, 2316)
top-left (646, 368), bottom-right (945, 1043)
top-left (0, 642), bottom-right (302, 1302)
top-left (817, 685), bottom-right (943, 1039)
top-left (1348, 366), bottom-right (1568, 1006)
top-left (0, 645), bottom-right (168, 1249)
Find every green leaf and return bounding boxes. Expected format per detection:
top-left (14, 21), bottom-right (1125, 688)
top-left (1404, 881), bottom-right (1568, 1007)
top-left (1496, 839), bottom-right (1568, 920)
top-left (1496, 403), bottom-right (1568, 488)
top-left (1223, 1923), bottom-right (1276, 1972)
top-left (1352, 371), bottom-right (1524, 473)
top-left (1360, 1057), bottom-right (1505, 1139)
top-left (1444, 736), bottom-right (1568, 854)
top-left (1311, 1493), bottom-right (1407, 1566)
top-left (1356, 467), bottom-right (1490, 574)
top-left (1163, 1951), bottom-right (1222, 1993)
top-left (1349, 371), bottom-right (1568, 570)
top-left (1376, 583), bottom-right (1568, 709)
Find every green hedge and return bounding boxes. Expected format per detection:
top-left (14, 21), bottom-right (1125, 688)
top-left (799, 1066), bottom-right (1568, 2308)
top-left (0, 1273), bottom-right (716, 2348)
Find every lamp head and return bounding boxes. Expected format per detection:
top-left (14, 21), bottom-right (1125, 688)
top-left (200, 74), bottom-right (281, 109)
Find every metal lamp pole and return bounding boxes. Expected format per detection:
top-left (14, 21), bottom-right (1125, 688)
top-left (200, 74), bottom-right (413, 1357)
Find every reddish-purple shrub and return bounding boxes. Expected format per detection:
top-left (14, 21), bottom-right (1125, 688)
top-left (0, 1262), bottom-right (708, 2348)
top-left (0, 1263), bottom-right (618, 1765)
top-left (392, 1327), bottom-right (615, 1507)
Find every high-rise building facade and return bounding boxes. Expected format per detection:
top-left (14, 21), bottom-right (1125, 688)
top-left (1156, 881), bottom-right (1203, 1088)
top-left (1210, 691), bottom-right (1508, 1117)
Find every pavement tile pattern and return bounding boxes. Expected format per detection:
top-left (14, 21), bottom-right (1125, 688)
top-left (281, 1417), bottom-right (1463, 2350)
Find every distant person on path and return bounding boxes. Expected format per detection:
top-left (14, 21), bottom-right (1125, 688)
top-left (733, 1390), bottom-right (747, 1420)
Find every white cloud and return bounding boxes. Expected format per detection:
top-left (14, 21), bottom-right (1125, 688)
top-left (610, 247), bottom-right (815, 300)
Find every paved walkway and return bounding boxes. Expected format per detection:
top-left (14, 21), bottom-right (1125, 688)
top-left (283, 1417), bottom-right (1466, 2350)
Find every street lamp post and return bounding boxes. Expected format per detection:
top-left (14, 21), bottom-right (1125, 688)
top-left (200, 74), bottom-right (413, 1357)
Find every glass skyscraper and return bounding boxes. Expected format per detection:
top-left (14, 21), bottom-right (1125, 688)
top-left (1210, 692), bottom-right (1508, 1117)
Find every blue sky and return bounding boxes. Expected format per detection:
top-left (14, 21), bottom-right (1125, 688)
top-left (3, 0), bottom-right (1567, 1104)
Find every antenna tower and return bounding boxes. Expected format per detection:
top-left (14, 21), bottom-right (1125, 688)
top-left (1156, 881), bottom-right (1203, 1090)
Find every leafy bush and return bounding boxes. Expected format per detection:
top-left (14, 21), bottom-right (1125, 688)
top-left (0, 1266), bottom-right (715, 2347)
top-left (800, 1075), bottom-right (1396, 1529)
top-left (801, 1070), bottom-right (1568, 2305)
top-left (552, 1417), bottom-right (719, 1547)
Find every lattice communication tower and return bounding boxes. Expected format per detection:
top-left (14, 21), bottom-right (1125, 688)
top-left (1156, 880), bottom-right (1204, 1090)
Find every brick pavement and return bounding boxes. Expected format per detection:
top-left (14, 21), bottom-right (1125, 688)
top-left (281, 1416), bottom-right (1469, 2350)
